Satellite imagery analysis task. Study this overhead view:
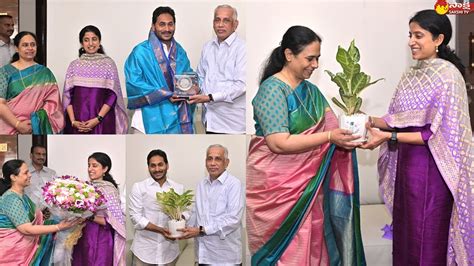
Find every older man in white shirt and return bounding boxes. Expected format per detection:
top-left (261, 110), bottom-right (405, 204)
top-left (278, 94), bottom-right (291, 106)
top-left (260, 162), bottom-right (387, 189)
top-left (24, 145), bottom-right (57, 208)
top-left (189, 5), bottom-right (246, 134)
top-left (0, 15), bottom-right (15, 67)
top-left (180, 144), bottom-right (244, 265)
top-left (129, 149), bottom-right (185, 266)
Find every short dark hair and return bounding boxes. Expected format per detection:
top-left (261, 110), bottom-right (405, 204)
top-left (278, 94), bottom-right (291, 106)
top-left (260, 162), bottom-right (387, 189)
top-left (0, 15), bottom-right (13, 20)
top-left (147, 149), bottom-right (168, 165)
top-left (30, 144), bottom-right (46, 154)
top-left (152, 6), bottom-right (176, 24)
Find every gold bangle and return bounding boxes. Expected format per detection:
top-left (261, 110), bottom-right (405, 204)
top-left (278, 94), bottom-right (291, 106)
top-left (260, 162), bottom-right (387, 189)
top-left (55, 224), bottom-right (61, 232)
top-left (327, 131), bottom-right (332, 143)
top-left (15, 120), bottom-right (20, 129)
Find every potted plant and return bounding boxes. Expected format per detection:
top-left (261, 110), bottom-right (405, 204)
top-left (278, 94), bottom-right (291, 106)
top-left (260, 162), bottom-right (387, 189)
top-left (325, 40), bottom-right (383, 142)
top-left (156, 188), bottom-right (194, 237)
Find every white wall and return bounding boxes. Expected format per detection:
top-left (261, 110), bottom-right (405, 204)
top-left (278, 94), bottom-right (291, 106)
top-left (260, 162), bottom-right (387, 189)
top-left (125, 135), bottom-right (247, 233)
top-left (19, 0), bottom-right (35, 33)
top-left (47, 0), bottom-right (246, 97)
top-left (46, 135), bottom-right (127, 193)
top-left (245, 0), bottom-right (455, 203)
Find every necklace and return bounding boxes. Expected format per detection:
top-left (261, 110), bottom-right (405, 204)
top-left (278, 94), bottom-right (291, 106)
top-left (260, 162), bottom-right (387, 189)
top-left (278, 71), bottom-right (319, 124)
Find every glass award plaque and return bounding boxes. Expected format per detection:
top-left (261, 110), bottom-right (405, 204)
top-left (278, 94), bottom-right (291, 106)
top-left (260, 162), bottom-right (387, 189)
top-left (174, 72), bottom-right (200, 99)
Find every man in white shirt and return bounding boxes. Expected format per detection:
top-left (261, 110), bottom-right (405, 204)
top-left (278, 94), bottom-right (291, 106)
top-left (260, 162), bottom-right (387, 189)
top-left (0, 15), bottom-right (15, 67)
top-left (24, 145), bottom-right (57, 209)
top-left (189, 5), bottom-right (246, 134)
top-left (129, 149), bottom-right (185, 266)
top-left (180, 144), bottom-right (244, 265)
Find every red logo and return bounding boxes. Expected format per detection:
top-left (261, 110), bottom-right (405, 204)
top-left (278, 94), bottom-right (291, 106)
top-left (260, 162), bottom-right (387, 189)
top-left (434, 0), bottom-right (473, 15)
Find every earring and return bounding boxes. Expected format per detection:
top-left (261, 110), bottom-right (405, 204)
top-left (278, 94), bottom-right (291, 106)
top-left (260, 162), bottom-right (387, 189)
top-left (435, 46), bottom-right (439, 53)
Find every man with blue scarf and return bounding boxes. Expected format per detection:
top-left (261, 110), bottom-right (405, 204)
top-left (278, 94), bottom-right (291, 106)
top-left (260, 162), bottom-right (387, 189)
top-left (125, 6), bottom-right (194, 134)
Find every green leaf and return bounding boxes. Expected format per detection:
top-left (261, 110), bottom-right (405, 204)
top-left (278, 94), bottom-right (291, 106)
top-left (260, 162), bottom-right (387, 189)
top-left (156, 188), bottom-right (194, 221)
top-left (332, 97), bottom-right (349, 114)
top-left (324, 70), bottom-right (335, 79)
top-left (332, 73), bottom-right (349, 93)
top-left (366, 77), bottom-right (384, 88)
top-left (353, 97), bottom-right (363, 114)
top-left (352, 72), bottom-right (369, 95)
top-left (348, 40), bottom-right (360, 63)
top-left (336, 46), bottom-right (351, 71)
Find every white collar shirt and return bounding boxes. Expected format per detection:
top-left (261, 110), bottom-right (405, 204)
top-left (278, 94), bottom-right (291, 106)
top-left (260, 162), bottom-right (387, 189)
top-left (129, 177), bottom-right (184, 264)
top-left (0, 39), bottom-right (15, 67)
top-left (196, 32), bottom-right (246, 134)
top-left (25, 164), bottom-right (56, 209)
top-left (189, 171), bottom-right (244, 264)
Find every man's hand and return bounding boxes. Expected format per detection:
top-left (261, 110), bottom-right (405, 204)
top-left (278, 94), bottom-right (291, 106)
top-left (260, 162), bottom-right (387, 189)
top-left (187, 95), bottom-right (211, 104)
top-left (157, 226), bottom-right (177, 241)
top-left (177, 227), bottom-right (200, 239)
top-left (169, 95), bottom-right (187, 103)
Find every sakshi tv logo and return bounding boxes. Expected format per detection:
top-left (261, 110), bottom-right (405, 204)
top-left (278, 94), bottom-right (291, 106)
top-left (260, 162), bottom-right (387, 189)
top-left (434, 0), bottom-right (473, 15)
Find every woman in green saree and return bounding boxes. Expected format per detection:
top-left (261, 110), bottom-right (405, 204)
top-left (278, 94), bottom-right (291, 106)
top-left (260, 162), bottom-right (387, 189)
top-left (0, 159), bottom-right (81, 265)
top-left (0, 31), bottom-right (64, 134)
top-left (247, 26), bottom-right (366, 265)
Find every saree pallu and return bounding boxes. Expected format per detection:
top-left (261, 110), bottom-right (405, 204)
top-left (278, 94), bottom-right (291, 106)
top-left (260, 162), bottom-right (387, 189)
top-left (247, 79), bottom-right (365, 265)
top-left (72, 180), bottom-right (126, 266)
top-left (0, 64), bottom-right (64, 134)
top-left (125, 31), bottom-right (194, 134)
top-left (63, 54), bottom-right (128, 134)
top-left (0, 204), bottom-right (54, 265)
top-left (378, 58), bottom-right (473, 265)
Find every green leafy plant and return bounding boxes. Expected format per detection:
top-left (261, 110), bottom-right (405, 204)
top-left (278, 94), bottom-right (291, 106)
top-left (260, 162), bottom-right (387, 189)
top-left (325, 40), bottom-right (383, 115)
top-left (156, 188), bottom-right (193, 221)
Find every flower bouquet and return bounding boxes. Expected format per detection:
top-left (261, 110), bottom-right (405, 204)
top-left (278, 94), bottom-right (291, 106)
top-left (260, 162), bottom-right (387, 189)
top-left (42, 175), bottom-right (106, 218)
top-left (42, 175), bottom-right (107, 264)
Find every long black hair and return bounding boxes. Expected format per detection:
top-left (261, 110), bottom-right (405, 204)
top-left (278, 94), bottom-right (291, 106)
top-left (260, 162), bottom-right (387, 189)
top-left (260, 26), bottom-right (321, 84)
top-left (0, 159), bottom-right (25, 196)
top-left (78, 25), bottom-right (105, 57)
top-left (88, 152), bottom-right (118, 188)
top-left (11, 31), bottom-right (38, 63)
top-left (410, 9), bottom-right (465, 77)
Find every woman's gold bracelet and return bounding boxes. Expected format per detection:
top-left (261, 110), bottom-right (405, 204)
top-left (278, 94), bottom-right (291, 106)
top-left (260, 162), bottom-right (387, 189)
top-left (15, 120), bottom-right (20, 129)
top-left (328, 131), bottom-right (332, 143)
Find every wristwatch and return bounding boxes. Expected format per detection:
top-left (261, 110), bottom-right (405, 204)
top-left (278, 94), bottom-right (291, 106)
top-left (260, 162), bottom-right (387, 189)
top-left (96, 115), bottom-right (104, 123)
top-left (389, 131), bottom-right (398, 145)
top-left (199, 225), bottom-right (205, 236)
top-left (208, 94), bottom-right (214, 102)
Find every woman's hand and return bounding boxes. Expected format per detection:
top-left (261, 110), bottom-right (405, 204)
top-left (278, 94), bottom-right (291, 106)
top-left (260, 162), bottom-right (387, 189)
top-left (57, 217), bottom-right (83, 231)
top-left (360, 125), bottom-right (391, 150)
top-left (329, 128), bottom-right (362, 150)
top-left (81, 118), bottom-right (100, 132)
top-left (16, 120), bottom-right (32, 134)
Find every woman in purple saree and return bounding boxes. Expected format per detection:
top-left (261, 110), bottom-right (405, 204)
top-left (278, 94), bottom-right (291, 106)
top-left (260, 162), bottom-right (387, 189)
top-left (362, 10), bottom-right (473, 265)
top-left (71, 152), bottom-right (125, 266)
top-left (63, 25), bottom-right (128, 134)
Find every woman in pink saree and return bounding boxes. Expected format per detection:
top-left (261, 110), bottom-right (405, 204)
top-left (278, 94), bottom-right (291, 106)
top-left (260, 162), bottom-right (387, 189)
top-left (0, 160), bottom-right (80, 265)
top-left (0, 31), bottom-right (64, 135)
top-left (362, 10), bottom-right (473, 265)
top-left (247, 26), bottom-right (365, 265)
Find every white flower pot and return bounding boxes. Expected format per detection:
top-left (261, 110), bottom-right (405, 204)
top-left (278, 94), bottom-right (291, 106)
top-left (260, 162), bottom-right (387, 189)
top-left (338, 113), bottom-right (368, 142)
top-left (168, 219), bottom-right (185, 237)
